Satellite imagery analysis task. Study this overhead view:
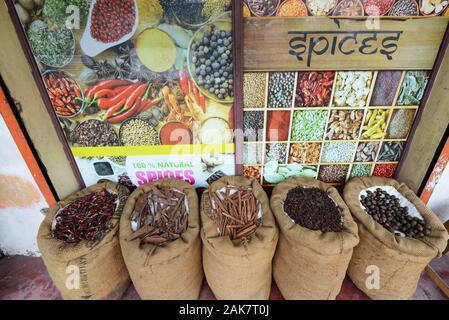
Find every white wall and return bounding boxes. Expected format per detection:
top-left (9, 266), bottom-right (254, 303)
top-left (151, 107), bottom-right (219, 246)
top-left (0, 115), bottom-right (47, 256)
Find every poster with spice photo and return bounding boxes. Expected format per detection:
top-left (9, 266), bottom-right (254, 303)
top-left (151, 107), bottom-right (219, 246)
top-left (238, 0), bottom-right (444, 187)
top-left (243, 69), bottom-right (429, 186)
top-left (14, 0), bottom-right (235, 188)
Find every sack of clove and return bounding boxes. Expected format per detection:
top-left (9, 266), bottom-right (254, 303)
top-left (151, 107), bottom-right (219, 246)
top-left (270, 177), bottom-right (359, 300)
top-left (200, 176), bottom-right (279, 300)
top-left (343, 177), bottom-right (448, 300)
top-left (37, 180), bottom-right (130, 300)
top-left (119, 178), bottom-right (203, 300)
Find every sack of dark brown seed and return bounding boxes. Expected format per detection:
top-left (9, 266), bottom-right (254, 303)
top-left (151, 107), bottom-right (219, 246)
top-left (343, 177), bottom-right (448, 300)
top-left (119, 178), bottom-right (203, 300)
top-left (37, 180), bottom-right (130, 300)
top-left (200, 176), bottom-right (279, 300)
top-left (270, 177), bottom-right (359, 300)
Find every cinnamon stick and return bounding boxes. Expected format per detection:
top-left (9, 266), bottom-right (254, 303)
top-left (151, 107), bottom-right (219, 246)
top-left (210, 186), bottom-right (260, 240)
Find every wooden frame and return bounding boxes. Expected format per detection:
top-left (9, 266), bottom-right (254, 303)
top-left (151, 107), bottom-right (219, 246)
top-left (397, 23), bottom-right (449, 192)
top-left (233, 0), bottom-right (244, 176)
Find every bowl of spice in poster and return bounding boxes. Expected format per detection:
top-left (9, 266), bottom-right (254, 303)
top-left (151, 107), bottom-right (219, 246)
top-left (27, 20), bottom-right (75, 69)
top-left (42, 70), bottom-right (84, 118)
top-left (306, 0), bottom-right (338, 15)
top-left (243, 3), bottom-right (252, 17)
top-left (388, 0), bottom-right (419, 16)
top-left (80, 0), bottom-right (139, 57)
top-left (164, 0), bottom-right (231, 29)
top-left (276, 0), bottom-right (309, 16)
top-left (419, 0), bottom-right (448, 15)
top-left (332, 0), bottom-right (364, 16)
top-left (159, 121), bottom-right (193, 145)
top-left (363, 0), bottom-right (395, 15)
top-left (247, 0), bottom-right (281, 16)
top-left (119, 118), bottom-right (160, 146)
top-left (188, 12), bottom-right (234, 104)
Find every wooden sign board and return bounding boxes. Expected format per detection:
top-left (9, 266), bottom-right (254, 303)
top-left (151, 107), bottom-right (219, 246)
top-left (244, 17), bottom-right (449, 71)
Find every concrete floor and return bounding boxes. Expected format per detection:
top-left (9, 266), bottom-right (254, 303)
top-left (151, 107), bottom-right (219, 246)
top-left (0, 255), bottom-right (447, 300)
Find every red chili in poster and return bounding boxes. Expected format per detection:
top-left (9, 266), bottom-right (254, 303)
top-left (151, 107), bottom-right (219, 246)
top-left (373, 164), bottom-right (397, 178)
top-left (296, 71), bottom-right (335, 107)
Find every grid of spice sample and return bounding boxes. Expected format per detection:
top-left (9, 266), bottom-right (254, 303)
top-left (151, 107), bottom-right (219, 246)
top-left (242, 70), bottom-right (429, 185)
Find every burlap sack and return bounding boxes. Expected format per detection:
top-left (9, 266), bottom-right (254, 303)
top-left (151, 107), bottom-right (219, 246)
top-left (343, 177), bottom-right (448, 300)
top-left (271, 177), bottom-right (359, 300)
top-left (200, 176), bottom-right (279, 300)
top-left (120, 178), bottom-right (203, 300)
top-left (37, 181), bottom-right (130, 300)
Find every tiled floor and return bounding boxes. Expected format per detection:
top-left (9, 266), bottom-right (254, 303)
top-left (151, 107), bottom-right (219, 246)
top-left (0, 255), bottom-right (447, 300)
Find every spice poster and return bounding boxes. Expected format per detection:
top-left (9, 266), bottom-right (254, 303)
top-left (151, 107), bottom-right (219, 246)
top-left (240, 0), bottom-right (448, 186)
top-left (13, 0), bottom-right (235, 188)
top-left (243, 70), bottom-right (429, 185)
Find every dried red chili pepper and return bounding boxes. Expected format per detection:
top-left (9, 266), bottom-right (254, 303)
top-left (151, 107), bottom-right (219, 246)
top-left (373, 164), bottom-right (397, 178)
top-left (296, 71), bottom-right (335, 107)
top-left (53, 189), bottom-right (117, 243)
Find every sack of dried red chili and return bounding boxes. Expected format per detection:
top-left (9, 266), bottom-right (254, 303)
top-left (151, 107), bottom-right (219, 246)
top-left (119, 178), bottom-right (203, 300)
top-left (200, 176), bottom-right (279, 300)
top-left (343, 177), bottom-right (448, 300)
top-left (270, 177), bottom-right (359, 300)
top-left (37, 181), bottom-right (130, 300)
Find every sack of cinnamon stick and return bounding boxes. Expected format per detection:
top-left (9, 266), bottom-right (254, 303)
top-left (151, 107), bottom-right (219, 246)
top-left (119, 178), bottom-right (203, 300)
top-left (200, 176), bottom-right (279, 300)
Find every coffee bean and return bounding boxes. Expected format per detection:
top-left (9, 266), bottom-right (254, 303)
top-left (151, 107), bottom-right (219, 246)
top-left (361, 189), bottom-right (430, 239)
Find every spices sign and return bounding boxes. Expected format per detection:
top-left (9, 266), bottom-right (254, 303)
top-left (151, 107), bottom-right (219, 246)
top-left (288, 30), bottom-right (403, 67)
top-left (124, 153), bottom-right (236, 188)
top-left (244, 18), bottom-right (449, 71)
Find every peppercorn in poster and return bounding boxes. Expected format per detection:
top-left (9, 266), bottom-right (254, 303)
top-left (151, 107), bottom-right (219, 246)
top-left (13, 0), bottom-right (235, 188)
